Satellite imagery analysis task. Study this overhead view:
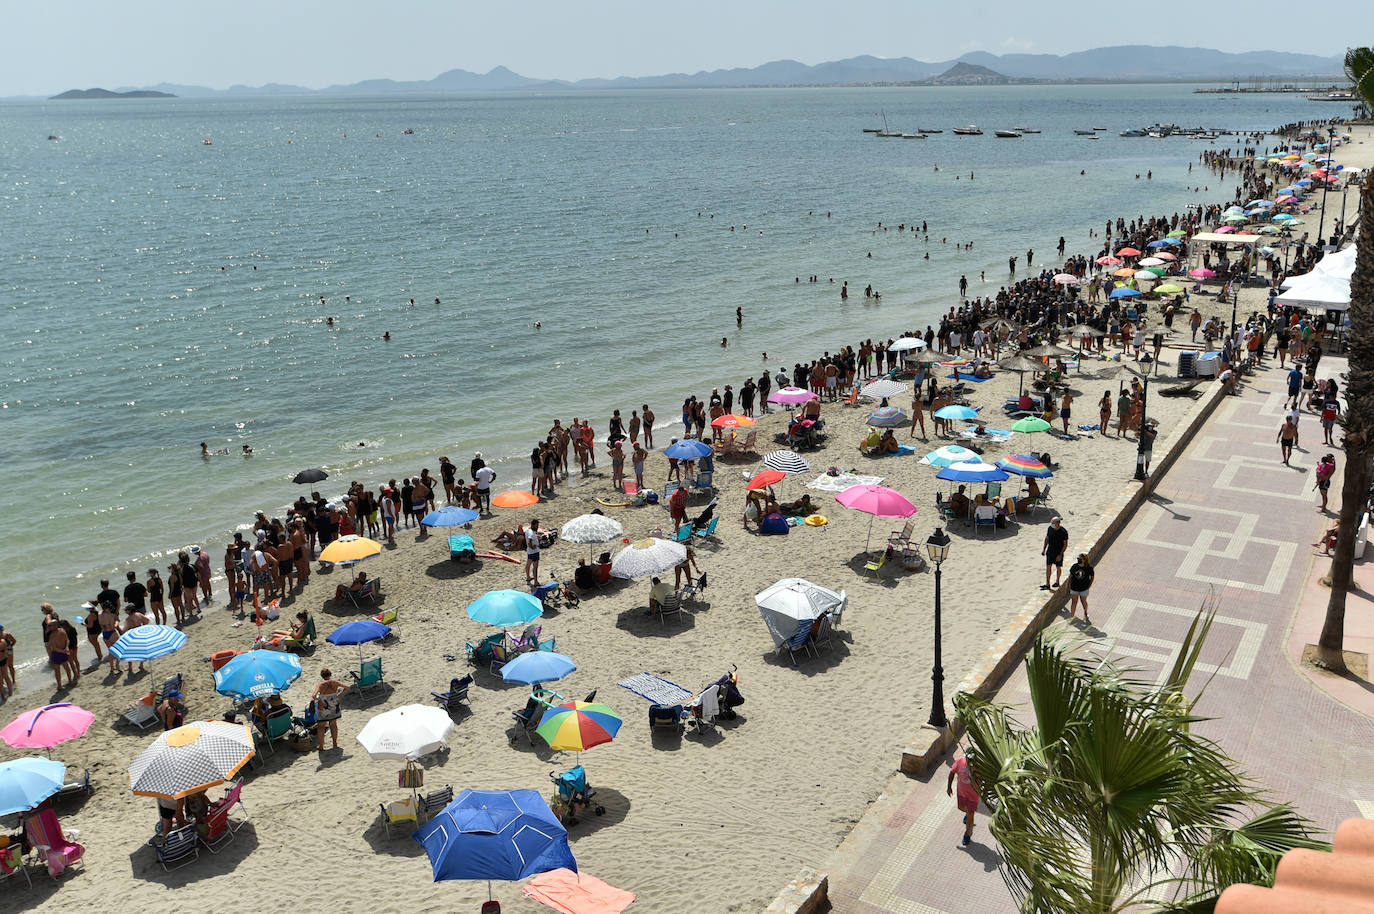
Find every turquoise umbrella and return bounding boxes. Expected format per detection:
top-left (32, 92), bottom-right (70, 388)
top-left (110, 625), bottom-right (188, 663)
top-left (466, 590), bottom-right (542, 628)
top-left (213, 650), bottom-right (304, 700)
top-left (0, 757), bottom-right (66, 816)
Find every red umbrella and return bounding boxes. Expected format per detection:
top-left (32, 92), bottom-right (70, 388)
top-left (710, 414), bottom-right (756, 429)
top-left (748, 470), bottom-right (786, 490)
top-left (1096, 256), bottom-right (1122, 266)
top-left (1116, 247), bottom-right (1141, 257)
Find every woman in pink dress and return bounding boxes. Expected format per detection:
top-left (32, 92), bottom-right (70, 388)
top-left (947, 753), bottom-right (982, 847)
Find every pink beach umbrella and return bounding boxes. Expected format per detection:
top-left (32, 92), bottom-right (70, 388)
top-left (768, 386), bottom-right (818, 406)
top-left (1052, 273), bottom-right (1080, 285)
top-left (1188, 267), bottom-right (1216, 278)
top-left (1, 703), bottom-right (95, 751)
top-left (835, 484), bottom-right (918, 552)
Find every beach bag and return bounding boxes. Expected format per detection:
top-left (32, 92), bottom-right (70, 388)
top-left (398, 764), bottom-right (423, 789)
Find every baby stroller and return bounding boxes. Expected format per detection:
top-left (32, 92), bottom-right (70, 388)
top-left (548, 765), bottom-right (603, 825)
top-left (686, 666), bottom-right (745, 732)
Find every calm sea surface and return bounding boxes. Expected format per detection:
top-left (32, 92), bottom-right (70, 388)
top-left (0, 84), bottom-right (1331, 663)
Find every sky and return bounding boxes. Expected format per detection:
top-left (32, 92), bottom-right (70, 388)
top-left (1, 0), bottom-right (1360, 96)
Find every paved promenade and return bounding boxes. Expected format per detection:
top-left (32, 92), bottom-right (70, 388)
top-left (826, 358), bottom-right (1374, 914)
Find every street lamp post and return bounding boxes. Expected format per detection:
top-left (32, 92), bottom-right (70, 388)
top-left (925, 527), bottom-right (952, 729)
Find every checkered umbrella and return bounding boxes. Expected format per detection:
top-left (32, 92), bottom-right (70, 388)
top-left (128, 720), bottom-right (256, 799)
top-left (762, 450), bottom-right (810, 474)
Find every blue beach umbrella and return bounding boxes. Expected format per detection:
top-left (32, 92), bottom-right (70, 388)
top-left (663, 439), bottom-right (712, 460)
top-left (110, 625), bottom-right (188, 663)
top-left (936, 461), bottom-right (1009, 483)
top-left (466, 590), bottom-right (543, 628)
top-left (422, 506), bottom-right (480, 528)
top-left (415, 788), bottom-right (576, 884)
top-left (0, 757), bottom-right (66, 816)
top-left (327, 619), bottom-right (392, 662)
top-left (1109, 287), bottom-right (1142, 299)
top-left (498, 651), bottom-right (577, 686)
top-left (934, 405), bottom-right (979, 421)
top-left (213, 650), bottom-right (304, 701)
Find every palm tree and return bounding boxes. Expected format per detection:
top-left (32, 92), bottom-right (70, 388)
top-left (1316, 47), bottom-right (1374, 671)
top-left (954, 605), bottom-right (1326, 913)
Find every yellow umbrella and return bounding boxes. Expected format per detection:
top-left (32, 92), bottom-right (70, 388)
top-left (319, 534), bottom-right (383, 566)
top-left (492, 489), bottom-right (539, 509)
top-left (1155, 283), bottom-right (1184, 294)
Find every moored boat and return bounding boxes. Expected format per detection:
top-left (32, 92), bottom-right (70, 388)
top-left (952, 125), bottom-right (982, 135)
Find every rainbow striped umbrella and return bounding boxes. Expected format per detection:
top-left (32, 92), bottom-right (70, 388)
top-left (536, 701), bottom-right (622, 756)
top-left (996, 454), bottom-right (1053, 479)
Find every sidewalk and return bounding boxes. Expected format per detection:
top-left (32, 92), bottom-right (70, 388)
top-left (826, 357), bottom-right (1374, 914)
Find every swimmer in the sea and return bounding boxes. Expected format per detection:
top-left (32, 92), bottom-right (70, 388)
top-left (533, 321), bottom-right (542, 329)
top-left (326, 317), bottom-right (334, 326)
top-left (201, 442), bottom-right (209, 457)
top-left (242, 444), bottom-right (254, 456)
top-left (434, 298), bottom-right (440, 305)
top-left (720, 337), bottom-right (728, 348)
top-left (383, 332), bottom-right (391, 341)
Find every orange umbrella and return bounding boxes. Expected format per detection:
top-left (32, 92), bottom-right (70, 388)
top-left (1112, 268), bottom-right (1136, 278)
top-left (491, 490), bottom-right (539, 509)
top-left (748, 470), bottom-right (786, 490)
top-left (710, 414), bottom-right (757, 428)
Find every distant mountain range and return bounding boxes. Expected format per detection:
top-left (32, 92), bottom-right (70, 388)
top-left (51, 87), bottom-right (175, 99)
top-left (48, 45), bottom-right (1342, 99)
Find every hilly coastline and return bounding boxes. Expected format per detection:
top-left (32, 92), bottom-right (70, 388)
top-left (51, 87), bottom-right (175, 99)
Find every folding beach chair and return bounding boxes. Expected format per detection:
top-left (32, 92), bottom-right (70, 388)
top-left (348, 656), bottom-right (385, 695)
top-left (344, 576), bottom-right (381, 609)
top-left (431, 675), bottom-right (472, 713)
top-left (778, 619), bottom-right (814, 665)
top-left (26, 809), bottom-right (85, 878)
top-left (680, 572), bottom-right (708, 603)
top-left (148, 825), bottom-right (199, 871)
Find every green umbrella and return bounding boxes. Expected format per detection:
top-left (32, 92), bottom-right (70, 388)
top-left (1155, 283), bottom-right (1184, 294)
top-left (1144, 266), bottom-right (1166, 277)
top-left (1166, 230), bottom-right (1187, 238)
top-left (1012, 417), bottom-right (1051, 433)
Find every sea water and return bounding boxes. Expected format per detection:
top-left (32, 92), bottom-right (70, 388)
top-left (0, 84), bottom-right (1332, 663)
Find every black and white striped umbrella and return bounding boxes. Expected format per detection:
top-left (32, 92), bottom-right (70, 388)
top-left (128, 720), bottom-right (256, 799)
top-left (762, 450), bottom-right (811, 475)
top-left (860, 379), bottom-right (909, 400)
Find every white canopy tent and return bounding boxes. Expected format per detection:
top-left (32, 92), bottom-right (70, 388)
top-left (1276, 246), bottom-right (1355, 311)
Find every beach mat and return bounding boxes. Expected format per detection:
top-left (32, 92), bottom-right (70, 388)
top-left (618, 672), bottom-right (693, 705)
top-left (808, 472), bottom-right (884, 493)
top-left (874, 444), bottom-right (917, 457)
top-left (947, 371), bottom-right (992, 382)
top-left (525, 868), bottom-right (636, 914)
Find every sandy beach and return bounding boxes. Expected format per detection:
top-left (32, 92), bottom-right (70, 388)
top-left (2, 125), bottom-right (1364, 914)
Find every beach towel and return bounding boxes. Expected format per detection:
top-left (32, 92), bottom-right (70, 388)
top-left (947, 372), bottom-right (992, 382)
top-left (873, 444), bottom-right (917, 457)
top-left (618, 672), bottom-right (693, 706)
top-left (1077, 424), bottom-right (1100, 432)
top-left (963, 425), bottom-right (1012, 439)
top-left (808, 472), bottom-right (884, 493)
top-left (524, 868), bottom-right (635, 914)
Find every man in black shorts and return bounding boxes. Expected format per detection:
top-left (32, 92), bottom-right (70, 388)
top-left (1041, 516), bottom-right (1068, 590)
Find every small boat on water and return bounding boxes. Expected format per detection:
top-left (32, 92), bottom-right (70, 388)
top-left (1120, 129), bottom-right (1146, 137)
top-left (1092, 126), bottom-right (1107, 131)
top-left (952, 125), bottom-right (982, 135)
top-left (202, 139), bottom-right (212, 145)
top-left (899, 133), bottom-right (925, 139)
top-left (861, 128), bottom-right (882, 133)
top-left (1073, 129), bottom-right (1096, 136)
top-left (994, 129), bottom-right (1021, 138)
top-left (917, 128), bottom-right (942, 133)
top-left (1081, 135), bottom-right (1100, 140)
top-left (1013, 127), bottom-right (1040, 134)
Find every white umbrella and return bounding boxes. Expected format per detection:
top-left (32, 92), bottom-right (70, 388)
top-left (1137, 257), bottom-right (1165, 267)
top-left (356, 704), bottom-right (456, 762)
top-left (610, 537), bottom-right (687, 580)
top-left (888, 337), bottom-right (926, 352)
top-left (860, 379), bottom-right (908, 400)
top-left (561, 514), bottom-right (625, 559)
top-left (755, 579), bottom-right (847, 648)
top-left (762, 450), bottom-right (811, 474)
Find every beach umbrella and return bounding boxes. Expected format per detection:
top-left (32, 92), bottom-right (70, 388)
top-left (996, 454), bottom-right (1053, 478)
top-left (920, 445), bottom-right (982, 468)
top-left (934, 405), bottom-right (978, 421)
top-left (767, 386), bottom-right (818, 406)
top-left (325, 619), bottom-right (392, 663)
top-left (1065, 324), bottom-right (1105, 340)
top-left (1166, 230), bottom-right (1187, 238)
top-left (1188, 267), bottom-right (1216, 278)
top-left (762, 450), bottom-right (810, 474)
top-left (1155, 283), bottom-right (1185, 294)
top-left (663, 438), bottom-right (712, 460)
top-left (213, 649), bottom-right (304, 700)
top-left (1146, 239), bottom-right (1174, 248)
top-left (998, 352), bottom-right (1049, 395)
top-left (110, 624), bottom-right (187, 664)
top-left (1052, 273), bottom-right (1080, 285)
top-left (1282, 218), bottom-right (1305, 226)
top-left (887, 337), bottom-right (926, 352)
top-left (1025, 342), bottom-right (1075, 359)
top-left (1134, 270), bottom-right (1160, 281)
top-left (1137, 257), bottom-right (1165, 267)
top-left (415, 788), bottom-right (576, 884)
top-left (421, 506), bottom-right (480, 528)
top-left (128, 720), bottom-right (256, 799)
top-left (536, 701), bottom-right (623, 756)
top-left (1247, 199), bottom-right (1274, 208)
top-left (1112, 267), bottom-right (1137, 278)
top-left (835, 484), bottom-right (917, 552)
top-left (710, 413), bottom-right (756, 429)
top-left (356, 705), bottom-right (456, 762)
top-left (1, 703), bottom-right (95, 751)
top-left (754, 579), bottom-right (847, 648)
top-left (1109, 287), bottom-right (1142, 299)
top-left (466, 590), bottom-right (543, 628)
top-left (0, 758), bottom-right (66, 816)
top-left (498, 651), bottom-right (577, 686)
top-left (1011, 416), bottom-right (1051, 433)
top-left (936, 461), bottom-right (1009, 483)
top-left (748, 469), bottom-right (787, 490)
top-left (860, 379), bottom-right (908, 400)
top-left (491, 490), bottom-right (539, 509)
top-left (561, 514), bottom-right (623, 545)
top-left (1214, 226), bottom-right (1236, 234)
top-left (1154, 252), bottom-right (1177, 261)
top-left (1116, 247), bottom-right (1141, 257)
top-left (904, 349), bottom-right (955, 366)
top-left (610, 538), bottom-right (686, 580)
top-left (1222, 215), bottom-right (1248, 224)
top-left (867, 406), bottom-right (910, 427)
top-left (293, 468), bottom-right (329, 484)
top-left (319, 534), bottom-right (383, 566)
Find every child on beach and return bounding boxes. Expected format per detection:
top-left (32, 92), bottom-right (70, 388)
top-left (947, 752), bottom-right (982, 847)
